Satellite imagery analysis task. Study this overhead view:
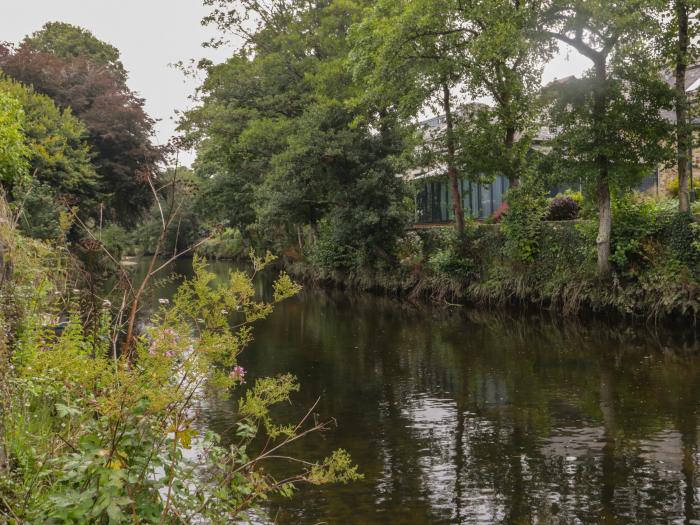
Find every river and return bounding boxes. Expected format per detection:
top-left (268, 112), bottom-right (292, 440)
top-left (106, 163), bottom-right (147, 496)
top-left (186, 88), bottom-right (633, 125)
top-left (132, 258), bottom-right (700, 524)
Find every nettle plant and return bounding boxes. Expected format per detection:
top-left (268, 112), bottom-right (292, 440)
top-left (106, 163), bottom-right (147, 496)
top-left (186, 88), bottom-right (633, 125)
top-left (4, 253), bottom-right (361, 523)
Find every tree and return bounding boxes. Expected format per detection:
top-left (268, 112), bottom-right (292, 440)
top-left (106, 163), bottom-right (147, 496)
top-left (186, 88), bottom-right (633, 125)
top-left (0, 29), bottom-right (160, 225)
top-left (183, 0), bottom-right (410, 268)
top-left (655, 0), bottom-right (700, 212)
top-left (23, 22), bottom-right (127, 81)
top-left (541, 0), bottom-right (674, 274)
top-left (351, 0), bottom-right (550, 233)
top-left (456, 0), bottom-right (552, 187)
top-left (0, 77), bottom-right (97, 201)
top-left (351, 0), bottom-right (469, 233)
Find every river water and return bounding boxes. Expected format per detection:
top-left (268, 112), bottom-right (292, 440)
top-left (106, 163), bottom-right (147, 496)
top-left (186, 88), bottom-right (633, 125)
top-left (135, 259), bottom-right (700, 524)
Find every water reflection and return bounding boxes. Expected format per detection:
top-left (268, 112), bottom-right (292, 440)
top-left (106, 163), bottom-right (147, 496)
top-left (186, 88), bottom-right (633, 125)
top-left (133, 260), bottom-right (700, 524)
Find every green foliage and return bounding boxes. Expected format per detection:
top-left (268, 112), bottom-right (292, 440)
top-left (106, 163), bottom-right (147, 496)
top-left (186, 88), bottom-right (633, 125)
top-left (197, 227), bottom-right (246, 260)
top-left (182, 0), bottom-right (410, 273)
top-left (395, 231), bottom-right (424, 270)
top-left (609, 195), bottom-right (671, 270)
top-left (97, 223), bottom-right (137, 260)
top-left (13, 182), bottom-right (65, 240)
top-left (427, 226), bottom-right (476, 277)
top-left (0, 34), bottom-right (160, 224)
top-left (501, 187), bottom-right (549, 263)
top-left (666, 176), bottom-right (679, 197)
top-left (350, 0), bottom-right (550, 189)
top-left (0, 90), bottom-right (29, 184)
top-left (311, 218), bottom-right (356, 271)
top-left (0, 77), bottom-right (97, 208)
top-left (24, 21), bottom-right (126, 80)
top-left (544, 66), bottom-right (674, 192)
top-left (132, 168), bottom-right (203, 255)
top-left (666, 211), bottom-right (700, 267)
top-left (0, 215), bottom-right (361, 522)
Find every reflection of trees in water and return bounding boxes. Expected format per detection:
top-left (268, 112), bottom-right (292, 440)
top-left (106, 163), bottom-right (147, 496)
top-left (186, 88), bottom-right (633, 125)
top-left (149, 263), bottom-right (700, 525)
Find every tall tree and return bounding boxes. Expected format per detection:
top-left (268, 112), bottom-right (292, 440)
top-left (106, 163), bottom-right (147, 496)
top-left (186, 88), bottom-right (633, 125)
top-left (0, 27), bottom-right (160, 225)
top-left (0, 77), bottom-right (97, 200)
top-left (656, 1), bottom-right (700, 212)
top-left (0, 77), bottom-right (99, 239)
top-left (541, 0), bottom-right (674, 274)
top-left (676, 0), bottom-right (693, 212)
top-left (351, 0), bottom-right (549, 232)
top-left (183, 0), bottom-right (409, 267)
top-left (457, 0), bottom-right (552, 188)
top-left (351, 0), bottom-right (469, 232)
top-left (23, 22), bottom-right (127, 81)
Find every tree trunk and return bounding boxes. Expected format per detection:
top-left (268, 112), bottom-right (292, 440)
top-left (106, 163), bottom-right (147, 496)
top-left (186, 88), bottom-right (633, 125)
top-left (504, 126), bottom-right (519, 188)
top-left (442, 82), bottom-right (465, 234)
top-left (596, 172), bottom-right (612, 275)
top-left (593, 58), bottom-right (612, 275)
top-left (676, 0), bottom-right (691, 212)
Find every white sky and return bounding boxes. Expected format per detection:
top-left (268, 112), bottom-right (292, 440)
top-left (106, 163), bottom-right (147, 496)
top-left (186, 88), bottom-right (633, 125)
top-left (2, 1), bottom-right (592, 166)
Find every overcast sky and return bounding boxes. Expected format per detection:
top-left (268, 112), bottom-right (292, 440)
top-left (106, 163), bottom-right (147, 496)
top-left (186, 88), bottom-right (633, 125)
top-left (2, 1), bottom-right (591, 166)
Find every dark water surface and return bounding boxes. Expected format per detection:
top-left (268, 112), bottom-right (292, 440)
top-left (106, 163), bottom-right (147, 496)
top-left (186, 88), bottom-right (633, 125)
top-left (139, 259), bottom-right (700, 524)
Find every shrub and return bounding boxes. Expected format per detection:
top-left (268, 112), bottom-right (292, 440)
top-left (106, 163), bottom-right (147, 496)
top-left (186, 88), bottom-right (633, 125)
top-left (98, 223), bottom-right (136, 259)
top-left (197, 227), bottom-right (245, 260)
top-left (395, 231), bottom-right (424, 270)
top-left (548, 194), bottom-right (580, 221)
top-left (610, 195), bottom-right (672, 271)
top-left (501, 187), bottom-right (549, 263)
top-left (12, 183), bottom-right (64, 240)
top-left (1, 211), bottom-right (362, 521)
top-left (427, 224), bottom-right (477, 277)
top-left (666, 211), bottom-right (700, 267)
top-left (310, 218), bottom-right (356, 271)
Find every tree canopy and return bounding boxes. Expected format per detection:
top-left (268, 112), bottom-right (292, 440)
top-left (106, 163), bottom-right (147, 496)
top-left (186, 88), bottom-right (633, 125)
top-left (0, 26), bottom-right (160, 225)
top-left (23, 22), bottom-right (127, 81)
top-left (182, 0), bottom-right (410, 270)
top-left (0, 77), bottom-right (97, 200)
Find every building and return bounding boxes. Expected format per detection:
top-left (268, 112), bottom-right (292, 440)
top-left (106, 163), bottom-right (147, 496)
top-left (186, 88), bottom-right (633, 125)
top-left (659, 63), bottom-right (700, 195)
top-left (407, 110), bottom-right (512, 225)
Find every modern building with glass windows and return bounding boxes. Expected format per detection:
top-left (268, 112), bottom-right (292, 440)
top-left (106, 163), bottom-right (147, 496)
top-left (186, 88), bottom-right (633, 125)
top-left (414, 176), bottom-right (510, 223)
top-left (406, 110), bottom-right (512, 224)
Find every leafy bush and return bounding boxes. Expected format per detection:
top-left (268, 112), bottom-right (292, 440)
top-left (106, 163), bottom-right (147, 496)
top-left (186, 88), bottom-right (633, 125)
top-left (0, 214), bottom-right (362, 522)
top-left (665, 211), bottom-right (700, 267)
top-left (395, 230), bottom-right (424, 270)
top-left (12, 183), bottom-right (65, 241)
top-left (610, 195), bottom-right (672, 270)
top-left (310, 218), bottom-right (357, 271)
top-left (548, 194), bottom-right (580, 221)
top-left (501, 187), bottom-right (549, 263)
top-left (98, 223), bottom-right (137, 259)
top-left (427, 225), bottom-right (477, 277)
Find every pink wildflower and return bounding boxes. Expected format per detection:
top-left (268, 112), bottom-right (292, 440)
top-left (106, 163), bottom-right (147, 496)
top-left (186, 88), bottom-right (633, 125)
top-left (229, 366), bottom-right (246, 384)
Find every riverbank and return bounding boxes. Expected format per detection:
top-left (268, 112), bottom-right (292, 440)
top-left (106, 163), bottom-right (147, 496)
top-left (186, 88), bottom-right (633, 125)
top-left (286, 214), bottom-right (700, 322)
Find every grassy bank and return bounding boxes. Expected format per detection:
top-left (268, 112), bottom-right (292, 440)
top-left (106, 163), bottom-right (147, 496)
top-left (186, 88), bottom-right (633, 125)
top-left (287, 199), bottom-right (700, 321)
